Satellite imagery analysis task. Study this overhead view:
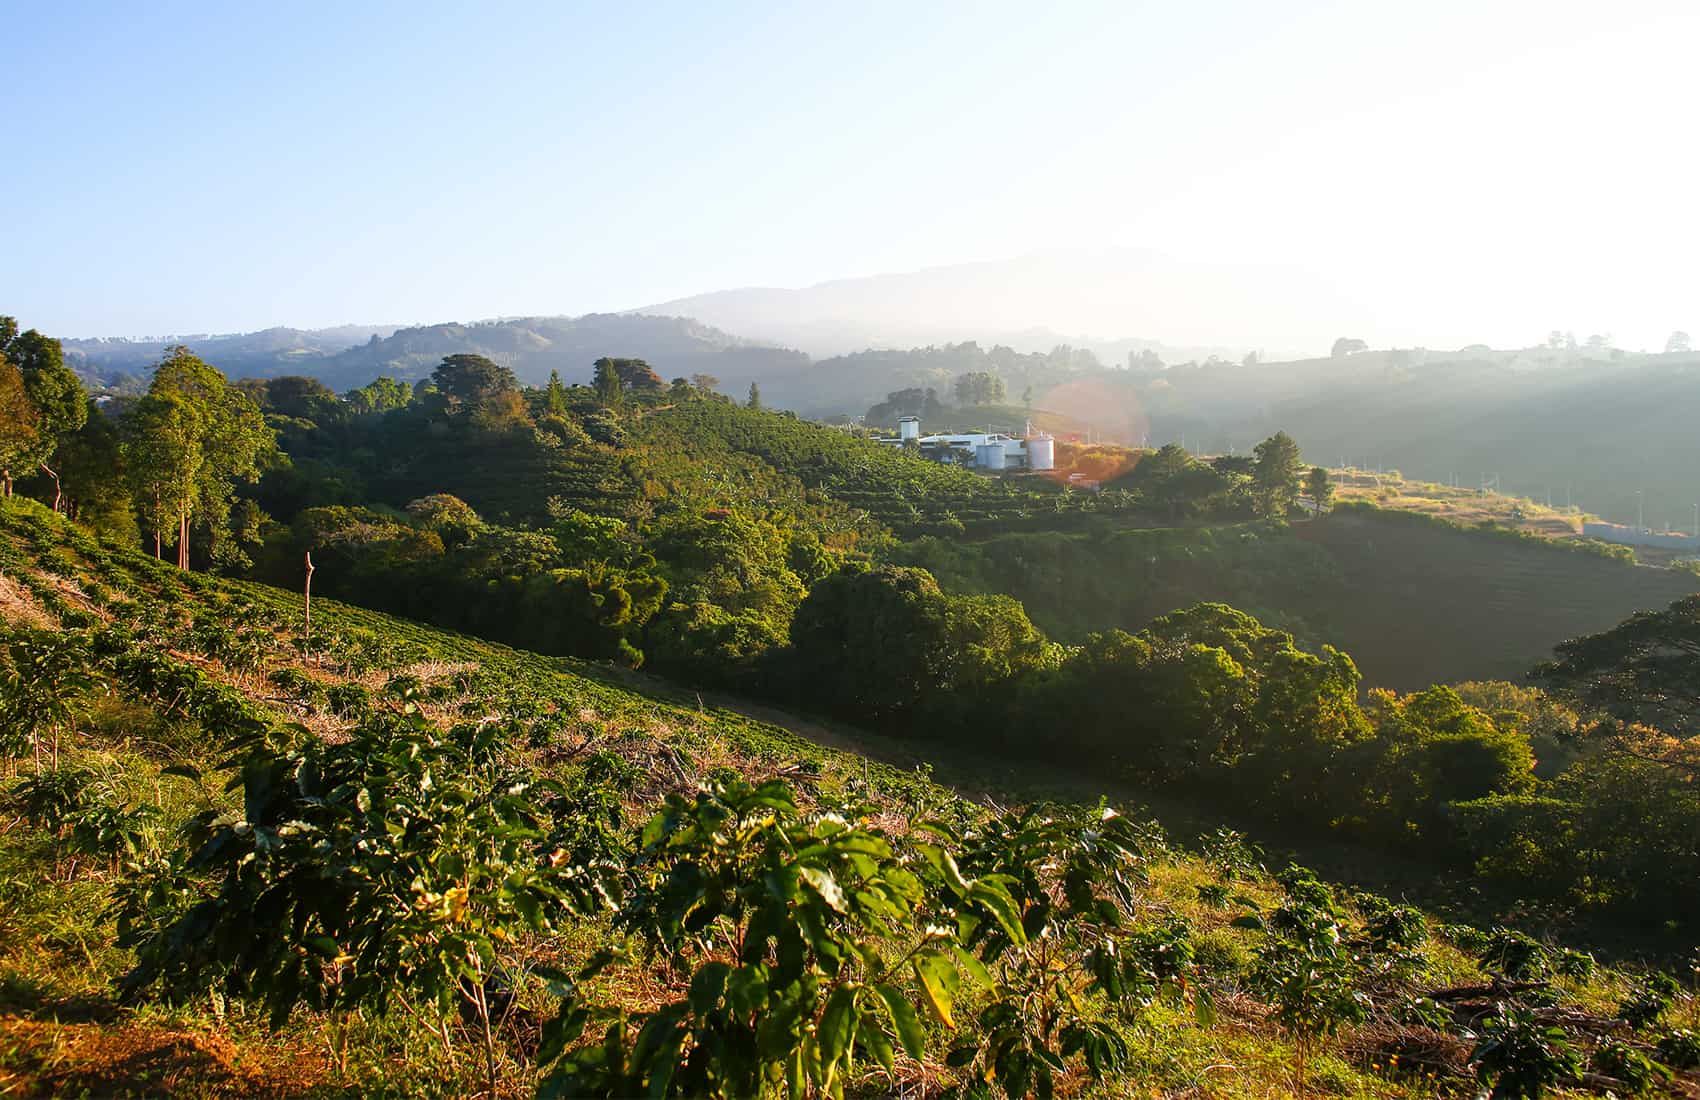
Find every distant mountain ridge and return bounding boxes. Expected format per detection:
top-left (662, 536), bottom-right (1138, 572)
top-left (64, 314), bottom-right (816, 396)
top-left (63, 325), bottom-right (399, 382)
top-left (633, 248), bottom-right (1333, 361)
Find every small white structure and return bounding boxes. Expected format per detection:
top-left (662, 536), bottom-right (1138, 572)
top-left (875, 417), bottom-right (1058, 473)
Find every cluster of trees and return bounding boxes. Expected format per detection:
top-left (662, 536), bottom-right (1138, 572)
top-left (36, 322), bottom-right (1700, 927)
top-left (952, 370), bottom-right (1007, 406)
top-left (1107, 433), bottom-right (1326, 521)
top-left (774, 574), bottom-right (1700, 925)
top-left (3, 319), bottom-right (278, 569)
top-left (0, 319), bottom-right (87, 500)
top-left (252, 494), bottom-right (831, 675)
top-left (864, 386), bottom-right (945, 424)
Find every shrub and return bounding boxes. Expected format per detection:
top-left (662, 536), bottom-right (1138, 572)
top-left (1469, 1005), bottom-right (1582, 1099)
top-left (1551, 948), bottom-right (1595, 980)
top-left (1479, 929), bottom-right (1548, 980)
top-left (1654, 1028), bottom-right (1700, 1069)
top-left (120, 713), bottom-right (614, 1096)
top-left (1592, 1039), bottom-right (1670, 1094)
top-left (1618, 973), bottom-right (1681, 1030)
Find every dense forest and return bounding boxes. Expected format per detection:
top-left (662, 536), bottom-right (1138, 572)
top-left (7, 315), bottom-right (1700, 1097)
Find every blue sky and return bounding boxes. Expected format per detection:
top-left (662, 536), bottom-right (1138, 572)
top-left (5, 0), bottom-right (1698, 349)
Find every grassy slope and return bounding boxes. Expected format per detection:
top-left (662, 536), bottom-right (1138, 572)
top-left (0, 498), bottom-right (1688, 1099)
top-left (903, 510), bottom-right (1699, 692)
top-left (1295, 508), bottom-right (1699, 690)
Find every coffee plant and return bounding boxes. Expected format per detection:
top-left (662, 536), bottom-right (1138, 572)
top-left (1250, 869), bottom-right (1369, 1083)
top-left (1618, 972), bottom-right (1681, 1030)
top-left (1656, 1028), bottom-right (1700, 1069)
top-left (1592, 1038), bottom-right (1670, 1094)
top-left (119, 710), bottom-right (616, 1096)
top-left (1468, 1005), bottom-right (1582, 1099)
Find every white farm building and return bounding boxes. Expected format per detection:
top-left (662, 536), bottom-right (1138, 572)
top-left (878, 416), bottom-right (1056, 472)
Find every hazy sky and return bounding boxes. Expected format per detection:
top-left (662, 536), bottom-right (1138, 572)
top-left (5, 0), bottom-right (1697, 351)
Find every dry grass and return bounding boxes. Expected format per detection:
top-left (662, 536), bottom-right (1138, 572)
top-left (1332, 470), bottom-right (1584, 539)
top-left (0, 1017), bottom-right (330, 1099)
top-left (0, 574), bottom-right (55, 630)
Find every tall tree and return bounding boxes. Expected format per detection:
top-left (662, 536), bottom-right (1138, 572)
top-left (52, 401), bottom-right (136, 539)
top-left (593, 357), bottom-right (663, 391)
top-left (1305, 466), bottom-right (1333, 513)
top-left (0, 355), bottom-right (39, 497)
top-left (125, 390), bottom-right (205, 562)
top-left (1252, 432), bottom-right (1303, 518)
top-left (1330, 337), bottom-right (1367, 358)
top-left (129, 348), bottom-right (275, 568)
top-left (953, 371), bottom-right (1006, 406)
top-left (1534, 595), bottom-right (1700, 740)
top-left (432, 354), bottom-right (519, 410)
top-left (344, 376), bottom-right (413, 416)
top-left (0, 318), bottom-right (86, 507)
top-left (747, 382), bottom-right (762, 410)
top-left (544, 369), bottom-right (570, 416)
top-left (592, 359), bottom-right (625, 408)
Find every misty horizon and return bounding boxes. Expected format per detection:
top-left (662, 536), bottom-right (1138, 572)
top-left (8, 2), bottom-right (1699, 352)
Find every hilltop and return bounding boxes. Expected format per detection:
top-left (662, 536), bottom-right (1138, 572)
top-left (65, 314), bottom-right (815, 399)
top-left (633, 248), bottom-right (1325, 359)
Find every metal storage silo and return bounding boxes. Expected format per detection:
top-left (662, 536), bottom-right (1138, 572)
top-left (898, 416), bottom-right (921, 442)
top-left (1027, 434), bottom-right (1055, 471)
top-left (976, 442), bottom-right (1007, 470)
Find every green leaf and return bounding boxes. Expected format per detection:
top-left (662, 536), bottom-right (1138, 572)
top-left (689, 961), bottom-right (730, 1015)
top-left (949, 944), bottom-right (993, 990)
top-left (914, 953), bottom-right (958, 1030)
top-left (919, 843), bottom-right (972, 893)
top-left (160, 763), bottom-right (202, 782)
top-left (1193, 987), bottom-right (1216, 1028)
top-left (798, 865), bottom-right (847, 913)
top-left (537, 1006), bottom-right (589, 1066)
top-left (875, 983), bottom-right (926, 1059)
top-left (819, 984), bottom-right (856, 1068)
top-left (302, 935), bottom-right (340, 959)
top-left (860, 997), bottom-right (896, 1073)
top-left (968, 880), bottom-right (1027, 947)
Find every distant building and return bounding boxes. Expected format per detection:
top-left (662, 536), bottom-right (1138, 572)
top-left (875, 418), bottom-right (1055, 471)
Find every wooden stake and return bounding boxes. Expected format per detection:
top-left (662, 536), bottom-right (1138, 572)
top-left (304, 551), bottom-right (315, 660)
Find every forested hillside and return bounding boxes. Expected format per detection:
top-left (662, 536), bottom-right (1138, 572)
top-left (902, 507), bottom-right (1699, 690)
top-left (10, 317), bottom-right (1700, 1097)
top-left (7, 495), bottom-right (1700, 1099)
top-left (60, 307), bottom-right (1700, 537)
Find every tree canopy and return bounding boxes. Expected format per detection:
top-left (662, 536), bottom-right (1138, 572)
top-left (1534, 594), bottom-right (1700, 738)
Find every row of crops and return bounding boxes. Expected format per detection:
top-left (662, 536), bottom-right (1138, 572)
top-left (3, 497), bottom-right (1699, 1098)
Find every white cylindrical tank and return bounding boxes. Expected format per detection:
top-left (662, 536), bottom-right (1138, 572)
top-left (976, 442), bottom-right (1007, 470)
top-left (1027, 435), bottom-right (1055, 471)
top-left (898, 416), bottom-right (921, 441)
